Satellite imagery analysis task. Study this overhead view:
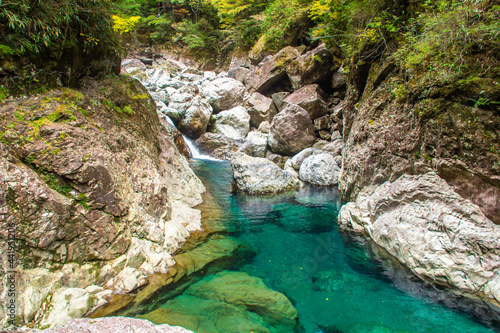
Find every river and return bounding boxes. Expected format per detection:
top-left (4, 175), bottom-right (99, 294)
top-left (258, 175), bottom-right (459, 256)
top-left (117, 158), bottom-right (499, 332)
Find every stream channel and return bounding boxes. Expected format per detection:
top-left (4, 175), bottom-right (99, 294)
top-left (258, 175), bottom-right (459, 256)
top-left (113, 157), bottom-right (499, 333)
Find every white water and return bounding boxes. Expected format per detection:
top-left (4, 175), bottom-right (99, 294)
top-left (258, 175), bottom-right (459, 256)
top-left (183, 134), bottom-right (221, 161)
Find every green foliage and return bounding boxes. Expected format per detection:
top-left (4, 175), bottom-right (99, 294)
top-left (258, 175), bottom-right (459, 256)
top-left (173, 18), bottom-right (220, 55)
top-left (0, 86), bottom-right (9, 101)
top-left (261, 0), bottom-right (309, 51)
top-left (393, 1), bottom-right (500, 87)
top-left (0, 0), bottom-right (119, 91)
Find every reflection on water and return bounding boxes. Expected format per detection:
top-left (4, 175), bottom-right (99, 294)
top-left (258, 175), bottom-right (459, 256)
top-left (131, 160), bottom-right (499, 333)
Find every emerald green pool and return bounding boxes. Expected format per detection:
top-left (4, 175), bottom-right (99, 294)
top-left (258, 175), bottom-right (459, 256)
top-left (137, 160), bottom-right (499, 332)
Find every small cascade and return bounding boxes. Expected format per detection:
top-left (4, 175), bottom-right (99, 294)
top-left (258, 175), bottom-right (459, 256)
top-left (183, 134), bottom-right (220, 161)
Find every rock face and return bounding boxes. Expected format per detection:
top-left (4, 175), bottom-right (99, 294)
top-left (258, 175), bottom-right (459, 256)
top-left (338, 172), bottom-right (500, 303)
top-left (339, 53), bottom-right (500, 306)
top-left (211, 106), bottom-right (250, 140)
top-left (201, 77), bottom-right (249, 112)
top-left (0, 77), bottom-right (205, 327)
top-left (283, 84), bottom-right (329, 120)
top-left (268, 104), bottom-right (317, 156)
top-left (299, 154), bottom-right (341, 186)
top-left (139, 271), bottom-right (298, 333)
top-left (231, 152), bottom-right (300, 194)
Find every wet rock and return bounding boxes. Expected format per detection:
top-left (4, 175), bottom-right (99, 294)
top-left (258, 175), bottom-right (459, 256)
top-left (173, 236), bottom-right (250, 277)
top-left (211, 106), bottom-right (251, 140)
top-left (201, 77), bottom-right (249, 112)
top-left (299, 153), bottom-right (341, 186)
top-left (268, 104), bottom-right (317, 156)
top-left (246, 92), bottom-right (277, 128)
top-left (284, 84), bottom-right (329, 120)
top-left (338, 172), bottom-right (500, 303)
top-left (231, 152), bottom-right (300, 194)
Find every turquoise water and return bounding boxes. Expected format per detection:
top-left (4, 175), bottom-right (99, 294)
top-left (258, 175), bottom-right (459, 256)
top-left (139, 160), bottom-right (500, 332)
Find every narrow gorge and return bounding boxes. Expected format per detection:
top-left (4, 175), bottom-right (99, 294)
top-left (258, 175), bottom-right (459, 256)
top-left (1, 0), bottom-right (499, 332)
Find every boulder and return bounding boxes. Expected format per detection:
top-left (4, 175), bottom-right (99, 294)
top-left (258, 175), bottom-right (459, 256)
top-left (268, 104), bottom-right (317, 156)
top-left (201, 77), bottom-right (249, 112)
top-left (195, 133), bottom-right (246, 160)
top-left (245, 130), bottom-right (268, 157)
top-left (245, 44), bottom-right (337, 93)
top-left (121, 58), bottom-right (146, 74)
top-left (338, 172), bottom-right (500, 303)
top-left (286, 44), bottom-right (336, 90)
top-left (246, 92), bottom-right (277, 128)
top-left (211, 106), bottom-right (251, 140)
top-left (178, 97), bottom-right (213, 139)
top-left (286, 147), bottom-right (323, 170)
top-left (298, 153), bottom-right (341, 186)
top-left (231, 152), bottom-right (300, 194)
top-left (284, 84), bottom-right (329, 120)
top-left (168, 86), bottom-right (213, 138)
top-left (244, 47), bottom-right (301, 93)
top-left (331, 70), bottom-right (347, 90)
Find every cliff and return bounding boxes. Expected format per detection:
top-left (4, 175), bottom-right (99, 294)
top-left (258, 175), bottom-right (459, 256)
top-left (0, 75), bottom-right (205, 327)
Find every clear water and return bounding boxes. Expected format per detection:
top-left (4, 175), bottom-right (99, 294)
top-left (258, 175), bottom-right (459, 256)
top-left (139, 160), bottom-right (500, 333)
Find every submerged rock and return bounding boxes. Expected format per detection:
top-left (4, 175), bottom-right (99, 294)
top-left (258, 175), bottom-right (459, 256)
top-left (338, 172), bottom-right (500, 304)
top-left (139, 271), bottom-right (298, 333)
top-left (231, 152), bottom-right (300, 194)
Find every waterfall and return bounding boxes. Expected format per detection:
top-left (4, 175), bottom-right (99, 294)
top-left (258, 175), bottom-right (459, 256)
top-left (183, 135), bottom-right (220, 161)
top-left (163, 114), bottom-right (220, 161)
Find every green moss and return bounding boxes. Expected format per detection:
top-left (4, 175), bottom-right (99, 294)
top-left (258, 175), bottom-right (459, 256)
top-left (82, 153), bottom-right (91, 163)
top-left (76, 193), bottom-right (90, 209)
